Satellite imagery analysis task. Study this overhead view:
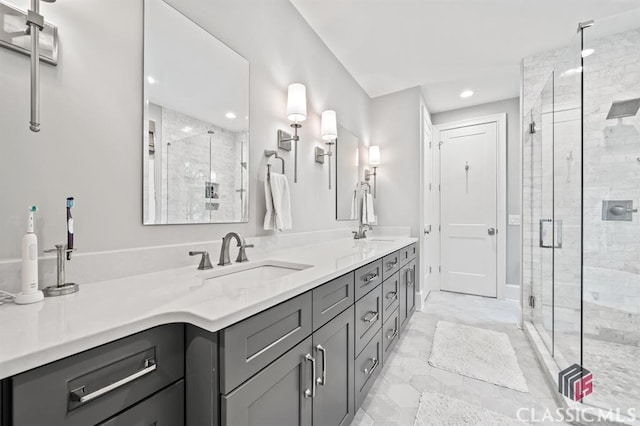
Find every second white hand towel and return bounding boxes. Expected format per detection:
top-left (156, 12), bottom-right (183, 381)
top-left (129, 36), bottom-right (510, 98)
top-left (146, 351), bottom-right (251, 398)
top-left (268, 172), bottom-right (292, 231)
top-left (365, 192), bottom-right (377, 225)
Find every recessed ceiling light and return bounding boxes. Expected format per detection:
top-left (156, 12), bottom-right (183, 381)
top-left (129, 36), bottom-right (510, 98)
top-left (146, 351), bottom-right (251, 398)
top-left (181, 126), bottom-right (192, 133)
top-left (460, 90), bottom-right (474, 98)
top-left (581, 48), bottom-right (595, 58)
top-left (225, 112), bottom-right (236, 119)
top-left (147, 76), bottom-right (158, 84)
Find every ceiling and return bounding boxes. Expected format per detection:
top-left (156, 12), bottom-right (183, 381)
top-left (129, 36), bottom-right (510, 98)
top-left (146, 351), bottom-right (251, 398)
top-left (289, 0), bottom-right (640, 113)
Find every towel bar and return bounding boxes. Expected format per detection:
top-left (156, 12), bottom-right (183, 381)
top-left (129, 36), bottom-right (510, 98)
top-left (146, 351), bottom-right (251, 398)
top-left (265, 150), bottom-right (285, 178)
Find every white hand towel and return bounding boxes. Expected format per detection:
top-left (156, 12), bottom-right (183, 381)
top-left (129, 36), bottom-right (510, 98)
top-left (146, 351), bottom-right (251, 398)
top-left (264, 177), bottom-right (276, 230)
top-left (264, 172), bottom-right (292, 231)
top-left (364, 192), bottom-right (377, 225)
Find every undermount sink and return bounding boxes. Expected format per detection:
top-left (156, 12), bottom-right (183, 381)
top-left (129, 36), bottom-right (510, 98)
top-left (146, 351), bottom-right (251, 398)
top-left (368, 238), bottom-right (397, 242)
top-left (204, 260), bottom-right (313, 284)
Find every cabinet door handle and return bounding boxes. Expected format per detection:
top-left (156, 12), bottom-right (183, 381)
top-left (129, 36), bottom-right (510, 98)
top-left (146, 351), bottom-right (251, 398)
top-left (304, 354), bottom-right (316, 398)
top-left (362, 311), bottom-right (379, 323)
top-left (363, 357), bottom-right (379, 375)
top-left (363, 273), bottom-right (378, 283)
top-left (316, 344), bottom-right (327, 386)
top-left (70, 357), bottom-right (156, 405)
top-left (386, 291), bottom-right (398, 301)
top-left (386, 328), bottom-right (398, 340)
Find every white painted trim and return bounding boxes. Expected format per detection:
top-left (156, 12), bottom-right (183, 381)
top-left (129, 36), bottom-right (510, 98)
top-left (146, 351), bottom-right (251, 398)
top-left (417, 103), bottom-right (432, 311)
top-left (432, 113), bottom-right (508, 299)
top-left (505, 283), bottom-right (520, 301)
top-left (519, 60), bottom-right (525, 328)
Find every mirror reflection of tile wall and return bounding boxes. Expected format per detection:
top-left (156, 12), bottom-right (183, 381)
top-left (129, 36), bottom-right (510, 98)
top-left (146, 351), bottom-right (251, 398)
top-left (143, 0), bottom-right (249, 224)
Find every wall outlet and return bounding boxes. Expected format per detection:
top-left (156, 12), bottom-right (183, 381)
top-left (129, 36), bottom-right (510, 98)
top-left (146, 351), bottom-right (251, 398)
top-left (508, 215), bottom-right (521, 226)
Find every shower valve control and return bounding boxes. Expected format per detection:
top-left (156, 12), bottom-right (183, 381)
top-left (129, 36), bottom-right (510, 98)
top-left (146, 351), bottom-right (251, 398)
top-left (602, 200), bottom-right (637, 221)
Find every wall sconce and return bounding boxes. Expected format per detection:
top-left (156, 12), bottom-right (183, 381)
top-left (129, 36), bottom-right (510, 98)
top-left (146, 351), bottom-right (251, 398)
top-left (315, 110), bottom-right (337, 189)
top-left (364, 145), bottom-right (380, 198)
top-left (277, 83), bottom-right (307, 183)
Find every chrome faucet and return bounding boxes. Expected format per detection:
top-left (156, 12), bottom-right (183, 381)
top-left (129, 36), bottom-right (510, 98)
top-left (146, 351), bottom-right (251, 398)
top-left (189, 251), bottom-right (213, 270)
top-left (352, 224), bottom-right (369, 240)
top-left (219, 232), bottom-right (254, 266)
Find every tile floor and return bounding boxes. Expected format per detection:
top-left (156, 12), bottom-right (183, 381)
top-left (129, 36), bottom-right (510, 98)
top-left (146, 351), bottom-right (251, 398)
top-left (354, 291), bottom-right (564, 425)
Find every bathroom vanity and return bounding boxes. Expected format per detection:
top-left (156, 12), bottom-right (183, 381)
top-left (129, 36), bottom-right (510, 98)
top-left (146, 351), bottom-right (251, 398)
top-left (0, 239), bottom-right (417, 426)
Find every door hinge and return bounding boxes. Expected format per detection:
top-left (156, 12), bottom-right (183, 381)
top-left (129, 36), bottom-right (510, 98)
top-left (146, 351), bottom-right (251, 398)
top-left (438, 266), bottom-right (441, 273)
top-left (438, 141), bottom-right (443, 149)
top-left (429, 141), bottom-right (432, 149)
top-left (429, 266), bottom-right (432, 273)
top-left (529, 296), bottom-right (536, 308)
top-left (438, 184), bottom-right (441, 192)
top-left (429, 182), bottom-right (432, 190)
top-left (438, 224), bottom-right (441, 232)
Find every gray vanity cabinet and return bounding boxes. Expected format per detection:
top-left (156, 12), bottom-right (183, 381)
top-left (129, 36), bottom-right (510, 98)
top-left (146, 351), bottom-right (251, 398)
top-left (312, 307), bottom-right (355, 426)
top-left (98, 380), bottom-right (184, 425)
top-left (399, 259), bottom-right (417, 331)
top-left (221, 337), bottom-right (314, 426)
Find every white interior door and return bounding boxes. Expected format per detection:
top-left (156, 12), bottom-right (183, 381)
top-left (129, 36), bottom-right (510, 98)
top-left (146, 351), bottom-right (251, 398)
top-left (440, 122), bottom-right (498, 298)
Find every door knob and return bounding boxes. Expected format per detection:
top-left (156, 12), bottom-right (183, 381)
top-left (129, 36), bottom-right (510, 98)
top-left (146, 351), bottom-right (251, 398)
top-left (488, 228), bottom-right (496, 236)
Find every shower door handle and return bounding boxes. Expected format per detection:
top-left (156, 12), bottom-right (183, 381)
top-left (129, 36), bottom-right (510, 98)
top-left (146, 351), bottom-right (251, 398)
top-left (488, 228), bottom-right (496, 236)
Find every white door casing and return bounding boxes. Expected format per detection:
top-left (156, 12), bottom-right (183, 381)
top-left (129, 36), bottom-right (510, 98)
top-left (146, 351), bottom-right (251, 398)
top-left (419, 106), bottom-right (432, 309)
top-left (433, 114), bottom-right (507, 299)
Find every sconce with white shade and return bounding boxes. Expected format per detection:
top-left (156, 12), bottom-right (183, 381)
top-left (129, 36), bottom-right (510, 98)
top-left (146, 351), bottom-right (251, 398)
top-left (278, 83), bottom-right (307, 183)
top-left (315, 110), bottom-right (337, 189)
top-left (364, 145), bottom-right (380, 197)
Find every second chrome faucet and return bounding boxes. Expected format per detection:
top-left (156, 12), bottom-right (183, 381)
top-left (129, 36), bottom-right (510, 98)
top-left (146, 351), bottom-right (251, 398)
top-left (218, 232), bottom-right (254, 266)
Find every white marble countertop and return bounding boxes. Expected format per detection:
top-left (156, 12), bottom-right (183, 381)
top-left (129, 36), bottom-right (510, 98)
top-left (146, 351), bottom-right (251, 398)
top-left (0, 237), bottom-right (416, 379)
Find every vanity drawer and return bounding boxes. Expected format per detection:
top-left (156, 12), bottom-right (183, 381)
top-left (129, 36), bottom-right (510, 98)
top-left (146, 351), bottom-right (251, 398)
top-left (12, 325), bottom-right (184, 426)
top-left (382, 308), bottom-right (400, 364)
top-left (382, 251), bottom-right (401, 280)
top-left (354, 285), bottom-right (382, 356)
top-left (220, 292), bottom-right (312, 394)
top-left (354, 259), bottom-right (383, 300)
top-left (400, 243), bottom-right (417, 266)
top-left (355, 331), bottom-right (382, 410)
top-left (98, 380), bottom-right (184, 426)
top-left (382, 271), bottom-right (400, 323)
top-left (312, 272), bottom-right (354, 331)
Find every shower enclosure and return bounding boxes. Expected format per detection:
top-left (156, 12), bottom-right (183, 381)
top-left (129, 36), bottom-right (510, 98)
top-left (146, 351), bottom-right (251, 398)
top-left (523, 10), bottom-right (640, 420)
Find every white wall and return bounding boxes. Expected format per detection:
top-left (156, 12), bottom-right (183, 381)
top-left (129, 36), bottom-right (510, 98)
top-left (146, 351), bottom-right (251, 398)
top-left (370, 87), bottom-right (424, 238)
top-left (431, 98), bottom-right (521, 286)
top-left (0, 0), bottom-right (369, 260)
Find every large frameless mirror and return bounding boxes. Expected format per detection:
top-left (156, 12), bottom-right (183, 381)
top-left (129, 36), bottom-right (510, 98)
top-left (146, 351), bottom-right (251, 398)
top-left (143, 0), bottom-right (249, 225)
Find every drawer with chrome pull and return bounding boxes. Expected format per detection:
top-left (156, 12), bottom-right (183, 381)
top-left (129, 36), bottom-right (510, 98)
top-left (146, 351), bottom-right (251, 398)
top-left (11, 325), bottom-right (184, 426)
top-left (382, 308), bottom-right (400, 364)
top-left (355, 285), bottom-right (382, 356)
top-left (400, 243), bottom-right (417, 267)
top-left (382, 251), bottom-right (400, 281)
top-left (354, 259), bottom-right (383, 301)
top-left (382, 271), bottom-right (400, 323)
top-left (355, 329), bottom-right (382, 410)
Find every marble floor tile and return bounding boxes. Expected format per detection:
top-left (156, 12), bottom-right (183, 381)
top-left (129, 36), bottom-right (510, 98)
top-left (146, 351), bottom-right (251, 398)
top-left (354, 290), bottom-right (565, 425)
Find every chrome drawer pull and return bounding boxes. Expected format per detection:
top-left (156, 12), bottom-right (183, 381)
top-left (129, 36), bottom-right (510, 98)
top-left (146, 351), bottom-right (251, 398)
top-left (363, 273), bottom-right (378, 283)
top-left (316, 344), bottom-right (327, 386)
top-left (386, 291), bottom-right (398, 301)
top-left (386, 261), bottom-right (398, 269)
top-left (387, 328), bottom-right (398, 340)
top-left (70, 357), bottom-right (156, 404)
top-left (304, 354), bottom-right (316, 398)
top-left (363, 357), bottom-right (379, 375)
top-left (362, 311), bottom-right (379, 323)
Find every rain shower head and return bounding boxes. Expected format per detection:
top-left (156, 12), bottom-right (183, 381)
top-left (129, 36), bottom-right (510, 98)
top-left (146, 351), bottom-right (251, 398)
top-left (606, 98), bottom-right (640, 120)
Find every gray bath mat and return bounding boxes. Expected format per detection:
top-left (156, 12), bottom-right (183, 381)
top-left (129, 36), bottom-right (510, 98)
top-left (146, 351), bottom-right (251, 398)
top-left (414, 392), bottom-right (524, 426)
top-left (428, 321), bottom-right (529, 392)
